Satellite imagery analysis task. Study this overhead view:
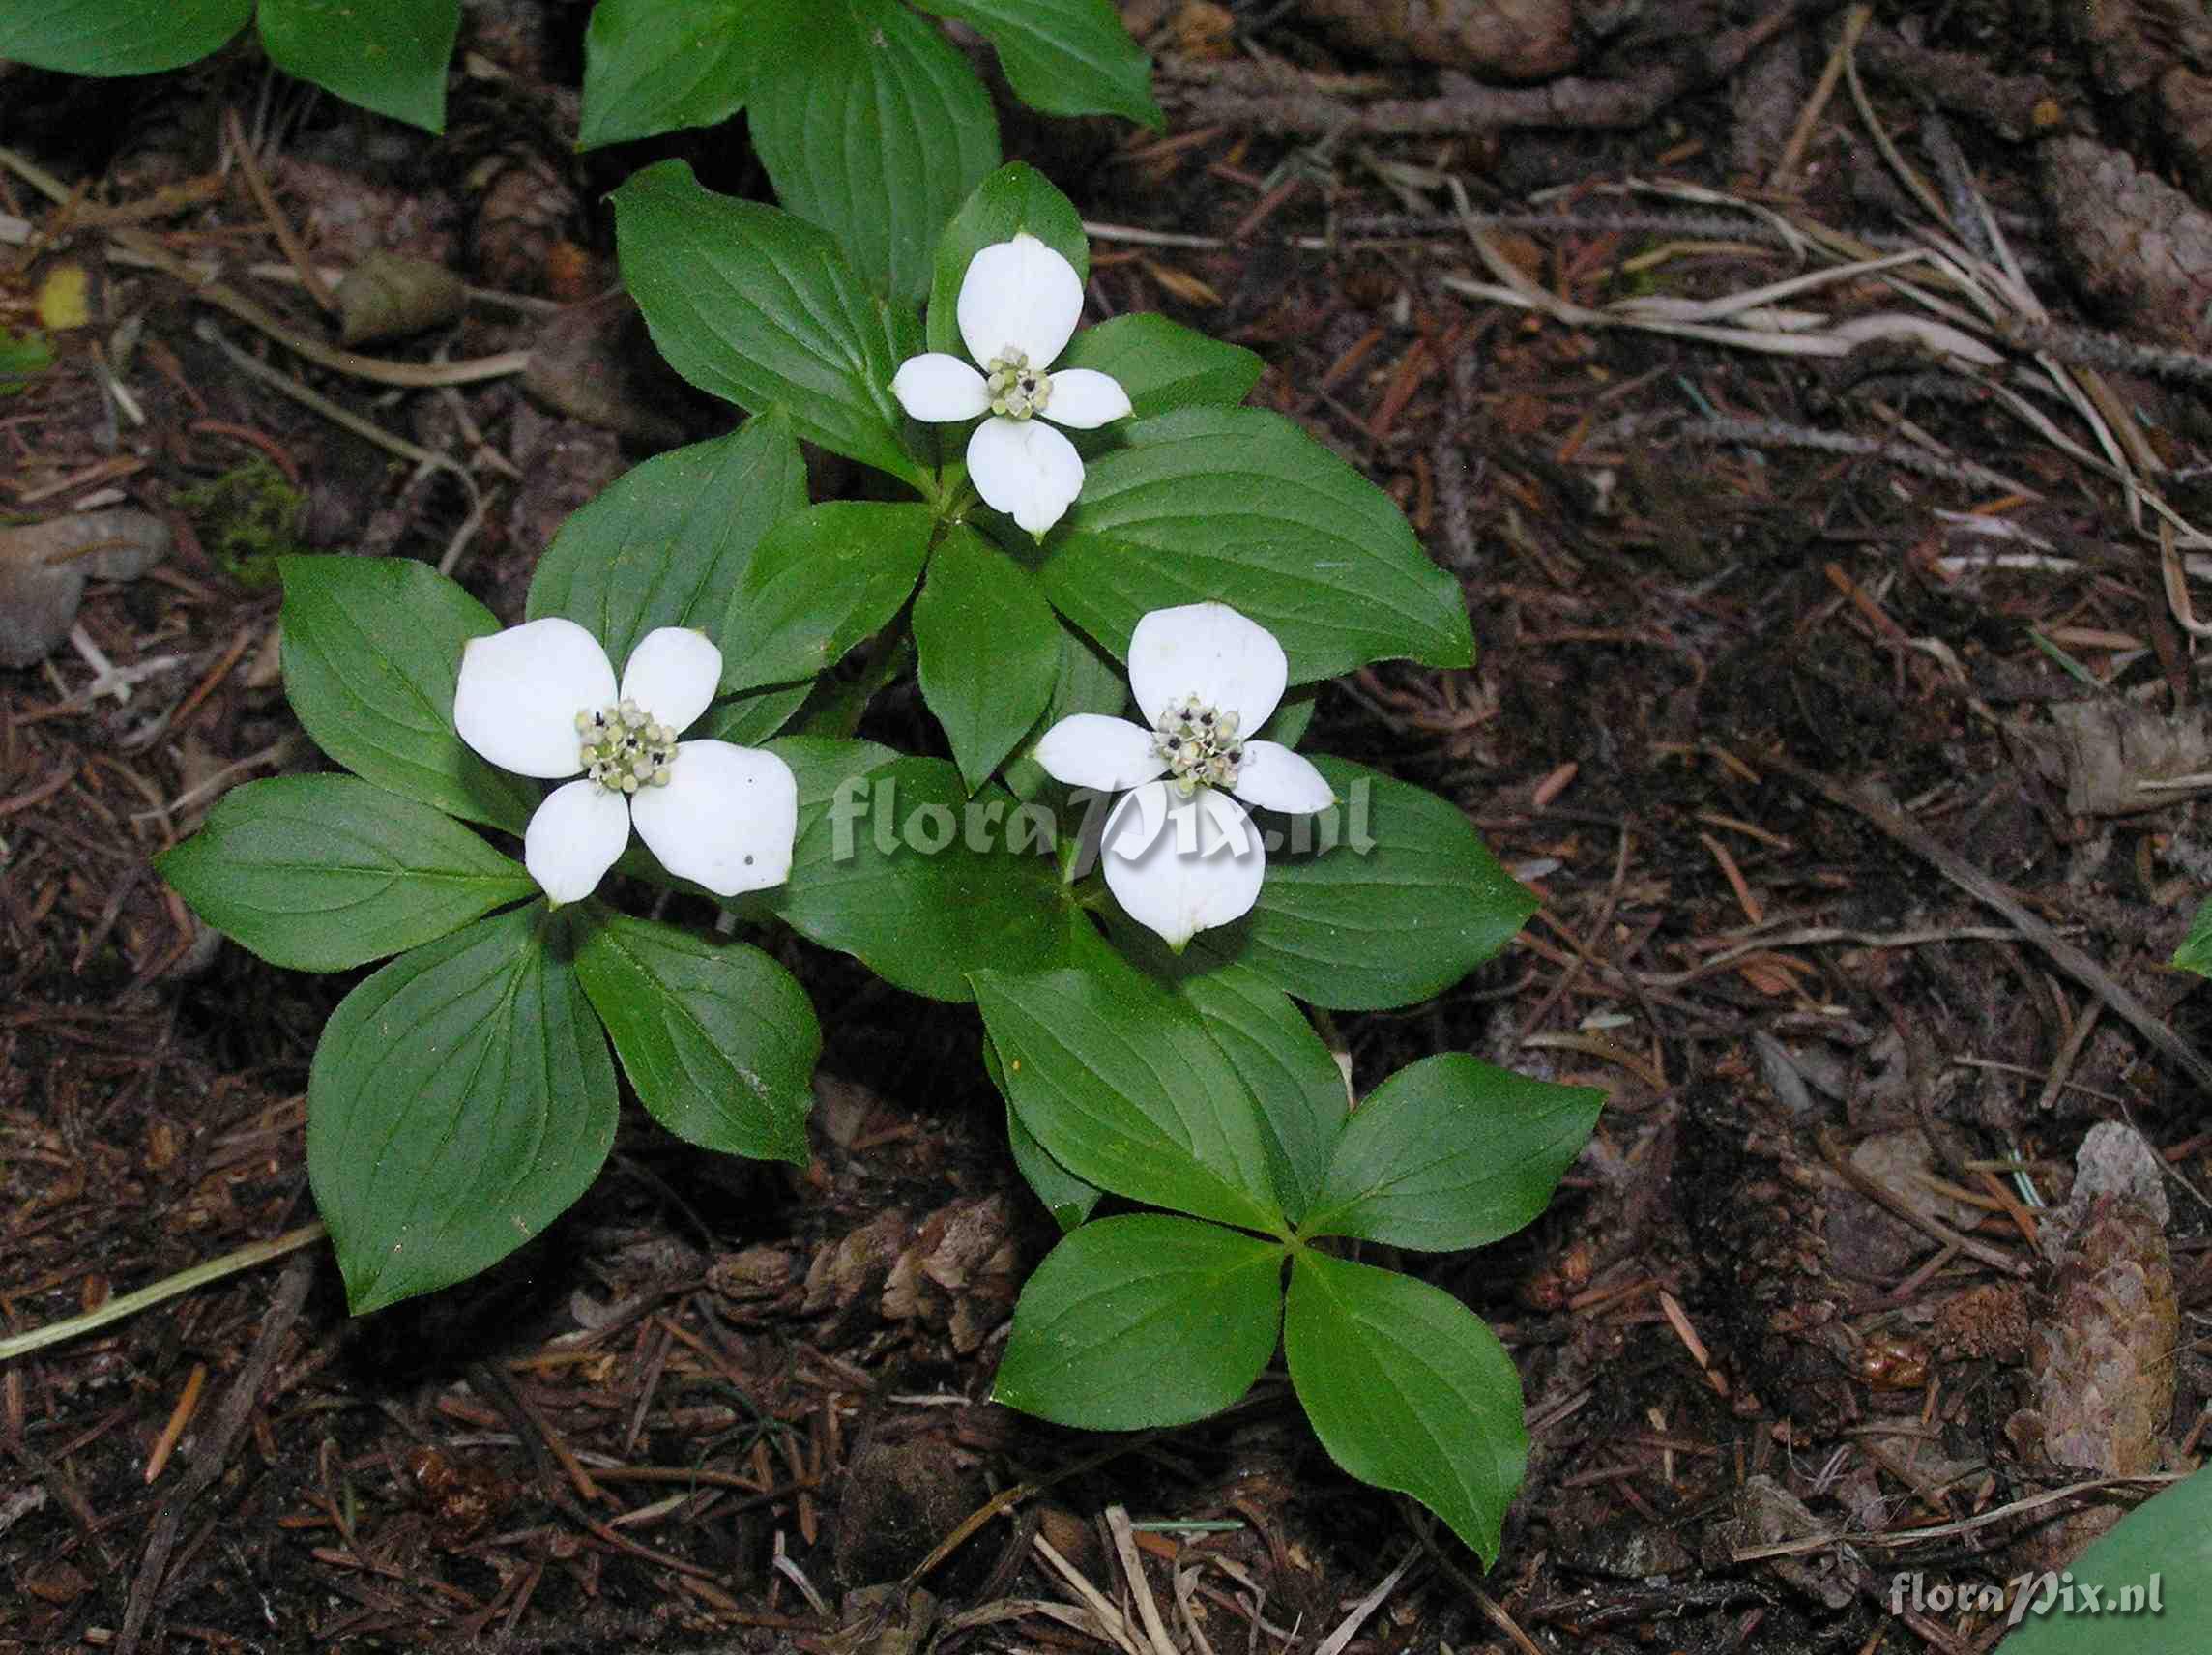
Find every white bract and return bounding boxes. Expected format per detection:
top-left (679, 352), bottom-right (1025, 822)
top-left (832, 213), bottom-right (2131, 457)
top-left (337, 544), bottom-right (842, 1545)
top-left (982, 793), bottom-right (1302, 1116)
top-left (453, 619), bottom-right (798, 905)
top-left (890, 233), bottom-right (1131, 536)
top-left (1034, 603), bottom-right (1335, 949)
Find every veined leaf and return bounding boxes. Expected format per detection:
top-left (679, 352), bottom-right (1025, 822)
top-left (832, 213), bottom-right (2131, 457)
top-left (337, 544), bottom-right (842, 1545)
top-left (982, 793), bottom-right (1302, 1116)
top-left (308, 905), bottom-right (617, 1313)
top-left (158, 775), bottom-right (533, 972)
top-left (612, 160), bottom-right (925, 487)
top-left (1044, 407), bottom-right (1472, 682)
top-left (529, 413), bottom-right (807, 673)
top-left (995, 1214), bottom-right (1282, 1428)
top-left (748, 0), bottom-right (999, 301)
top-left (1286, 1251), bottom-right (1527, 1565)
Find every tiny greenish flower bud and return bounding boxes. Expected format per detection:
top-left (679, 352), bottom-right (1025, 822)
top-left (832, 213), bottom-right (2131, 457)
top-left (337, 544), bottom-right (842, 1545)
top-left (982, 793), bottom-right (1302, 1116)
top-left (578, 697), bottom-right (679, 795)
top-left (1150, 691), bottom-right (1245, 794)
top-left (984, 348), bottom-right (1051, 421)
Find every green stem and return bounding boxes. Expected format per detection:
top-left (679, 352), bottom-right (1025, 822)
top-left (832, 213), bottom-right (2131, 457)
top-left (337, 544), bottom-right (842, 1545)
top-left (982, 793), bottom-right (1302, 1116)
top-left (0, 1221), bottom-right (327, 1362)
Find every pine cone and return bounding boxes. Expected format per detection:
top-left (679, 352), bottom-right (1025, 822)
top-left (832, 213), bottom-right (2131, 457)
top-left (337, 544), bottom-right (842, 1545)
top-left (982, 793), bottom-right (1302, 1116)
top-left (2032, 1191), bottom-right (2177, 1478)
top-left (2006, 1123), bottom-right (2177, 1566)
top-left (2040, 138), bottom-right (2212, 350)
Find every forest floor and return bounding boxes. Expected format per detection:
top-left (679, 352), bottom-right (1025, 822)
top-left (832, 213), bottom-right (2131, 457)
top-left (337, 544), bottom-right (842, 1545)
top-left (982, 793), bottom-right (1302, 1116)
top-left (4, 1), bottom-right (2211, 1651)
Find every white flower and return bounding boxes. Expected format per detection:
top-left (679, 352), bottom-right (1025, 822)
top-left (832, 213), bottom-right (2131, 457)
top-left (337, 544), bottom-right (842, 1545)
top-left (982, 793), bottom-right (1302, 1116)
top-left (1033, 603), bottom-right (1334, 949)
top-left (890, 233), bottom-right (1132, 536)
top-left (453, 619), bottom-right (798, 905)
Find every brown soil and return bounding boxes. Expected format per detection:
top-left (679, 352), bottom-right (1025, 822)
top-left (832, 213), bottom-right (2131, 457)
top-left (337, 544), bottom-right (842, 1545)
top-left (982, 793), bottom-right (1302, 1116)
top-left (4, 3), bottom-right (2210, 1652)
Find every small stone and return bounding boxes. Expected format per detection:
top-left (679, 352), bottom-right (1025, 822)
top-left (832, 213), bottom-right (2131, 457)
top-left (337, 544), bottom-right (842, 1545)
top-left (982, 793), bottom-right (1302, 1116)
top-left (0, 509), bottom-right (170, 668)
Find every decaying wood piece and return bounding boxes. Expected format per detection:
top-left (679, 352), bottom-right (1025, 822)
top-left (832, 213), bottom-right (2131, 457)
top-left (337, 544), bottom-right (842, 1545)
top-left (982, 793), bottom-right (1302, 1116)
top-left (1294, 0), bottom-right (1576, 82)
top-left (521, 289), bottom-right (697, 448)
top-left (1158, 0), bottom-right (1832, 136)
top-left (1850, 22), bottom-right (2070, 141)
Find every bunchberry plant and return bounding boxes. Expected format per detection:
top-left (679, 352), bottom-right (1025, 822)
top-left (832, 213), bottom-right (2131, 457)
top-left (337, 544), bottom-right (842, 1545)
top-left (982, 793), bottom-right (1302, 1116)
top-left (159, 162), bottom-right (1605, 1559)
top-left (0, 0), bottom-right (1159, 202)
top-left (17, 0), bottom-right (1607, 1561)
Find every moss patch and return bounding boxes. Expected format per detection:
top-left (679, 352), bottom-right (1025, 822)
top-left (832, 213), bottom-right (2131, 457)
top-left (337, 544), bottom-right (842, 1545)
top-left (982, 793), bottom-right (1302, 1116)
top-left (176, 458), bottom-right (307, 586)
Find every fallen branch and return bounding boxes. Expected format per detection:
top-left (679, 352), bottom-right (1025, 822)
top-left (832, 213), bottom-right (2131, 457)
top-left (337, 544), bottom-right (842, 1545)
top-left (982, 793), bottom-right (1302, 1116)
top-left (1159, 0), bottom-right (1839, 137)
top-left (1851, 20), bottom-right (2070, 142)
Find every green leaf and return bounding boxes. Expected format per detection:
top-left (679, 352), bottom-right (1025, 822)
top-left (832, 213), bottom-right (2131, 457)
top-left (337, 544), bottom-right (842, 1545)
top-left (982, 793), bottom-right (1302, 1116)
top-left (1043, 407), bottom-right (1473, 681)
top-left (0, 0), bottom-right (247, 74)
top-left (611, 160), bottom-right (924, 486)
top-left (1255, 684), bottom-right (1315, 750)
top-left (1285, 1250), bottom-right (1527, 1565)
top-left (577, 0), bottom-right (750, 149)
top-left (528, 414), bottom-right (807, 674)
top-left (257, 0), bottom-right (460, 133)
top-left (157, 775), bottom-right (533, 972)
top-left (927, 163), bottom-right (1089, 358)
top-left (972, 952), bottom-right (1283, 1234)
top-left (307, 905), bottom-right (618, 1313)
top-left (748, 0), bottom-right (999, 302)
top-left (995, 1215), bottom-right (1282, 1429)
top-left (277, 555), bottom-right (538, 833)
top-left (911, 0), bottom-right (1161, 129)
top-left (2173, 895), bottom-right (2212, 977)
top-left (915, 527), bottom-right (1061, 792)
top-left (989, 1030), bottom-right (1102, 1230)
top-left (1996, 1464), bottom-right (2212, 1652)
top-left (720, 502), bottom-right (933, 693)
top-left (767, 738), bottom-right (1083, 1000)
top-left (0, 328), bottom-right (56, 395)
top-left (1302, 1055), bottom-right (1601, 1251)
top-left (698, 682), bottom-right (812, 747)
top-left (574, 909), bottom-right (817, 1164)
top-left (1009, 1097), bottom-right (1103, 1231)
top-left (1001, 618), bottom-right (1127, 802)
top-left (1175, 965), bottom-right (1344, 1225)
top-left (1055, 314), bottom-right (1262, 419)
top-left (1193, 755), bottom-right (1535, 1010)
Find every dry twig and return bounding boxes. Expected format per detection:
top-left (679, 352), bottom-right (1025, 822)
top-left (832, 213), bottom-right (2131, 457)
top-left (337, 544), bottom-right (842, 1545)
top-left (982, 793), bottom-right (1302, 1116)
top-left (1764, 752), bottom-right (2212, 1169)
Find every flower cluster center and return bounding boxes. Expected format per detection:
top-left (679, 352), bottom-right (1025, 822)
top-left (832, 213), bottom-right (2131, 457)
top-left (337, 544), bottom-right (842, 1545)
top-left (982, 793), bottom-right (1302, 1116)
top-left (985, 348), bottom-right (1052, 420)
top-left (577, 699), bottom-right (676, 794)
top-left (1151, 694), bottom-right (1244, 797)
